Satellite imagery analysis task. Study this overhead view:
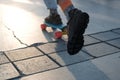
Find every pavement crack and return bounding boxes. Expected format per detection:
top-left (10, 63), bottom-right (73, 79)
top-left (4, 24), bottom-right (28, 47)
top-left (12, 31), bottom-right (28, 46)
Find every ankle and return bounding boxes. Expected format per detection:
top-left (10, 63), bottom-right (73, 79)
top-left (50, 9), bottom-right (58, 16)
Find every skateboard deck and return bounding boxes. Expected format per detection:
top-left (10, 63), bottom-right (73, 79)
top-left (41, 22), bottom-right (67, 39)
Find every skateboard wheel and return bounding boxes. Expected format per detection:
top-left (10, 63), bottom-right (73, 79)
top-left (54, 31), bottom-right (62, 39)
top-left (41, 24), bottom-right (47, 30)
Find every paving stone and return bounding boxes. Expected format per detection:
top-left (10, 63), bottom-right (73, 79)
top-left (84, 35), bottom-right (100, 45)
top-left (5, 47), bottom-right (43, 61)
top-left (92, 52), bottom-right (120, 80)
top-left (21, 61), bottom-right (110, 80)
top-left (38, 41), bottom-right (67, 54)
top-left (49, 51), bottom-right (93, 66)
top-left (0, 52), bottom-right (9, 64)
top-left (112, 29), bottom-right (120, 34)
top-left (90, 31), bottom-right (120, 41)
top-left (0, 63), bottom-right (19, 80)
top-left (107, 38), bottom-right (120, 48)
top-left (20, 52), bottom-right (120, 80)
top-left (14, 56), bottom-right (59, 75)
top-left (83, 43), bottom-right (120, 57)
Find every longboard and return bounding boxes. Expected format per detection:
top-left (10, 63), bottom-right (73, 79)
top-left (40, 22), bottom-right (67, 39)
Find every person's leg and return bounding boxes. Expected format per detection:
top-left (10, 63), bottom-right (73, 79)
top-left (57, 0), bottom-right (74, 20)
top-left (44, 0), bottom-right (57, 10)
top-left (44, 0), bottom-right (62, 25)
top-left (58, 0), bottom-right (89, 55)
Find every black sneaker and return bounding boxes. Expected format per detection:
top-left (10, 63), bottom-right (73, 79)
top-left (45, 13), bottom-right (62, 25)
top-left (67, 9), bottom-right (89, 55)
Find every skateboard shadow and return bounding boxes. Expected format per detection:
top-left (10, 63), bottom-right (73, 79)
top-left (42, 30), bottom-right (55, 42)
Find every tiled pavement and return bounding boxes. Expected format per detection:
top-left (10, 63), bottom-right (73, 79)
top-left (0, 29), bottom-right (120, 80)
top-left (0, 0), bottom-right (120, 80)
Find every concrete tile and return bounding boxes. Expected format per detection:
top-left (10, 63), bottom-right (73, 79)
top-left (38, 41), bottom-right (66, 54)
top-left (21, 61), bottom-right (110, 80)
top-left (112, 29), bottom-right (120, 34)
top-left (5, 47), bottom-right (43, 61)
top-left (90, 31), bottom-right (120, 41)
top-left (20, 52), bottom-right (120, 80)
top-left (49, 51), bottom-right (93, 66)
top-left (0, 63), bottom-right (19, 80)
top-left (0, 52), bottom-right (9, 64)
top-left (107, 38), bottom-right (120, 48)
top-left (83, 43), bottom-right (120, 57)
top-left (14, 56), bottom-right (59, 75)
top-left (92, 52), bottom-right (120, 80)
top-left (84, 35), bottom-right (100, 45)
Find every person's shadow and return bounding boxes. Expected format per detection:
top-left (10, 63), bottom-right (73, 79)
top-left (52, 38), bottom-right (110, 80)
